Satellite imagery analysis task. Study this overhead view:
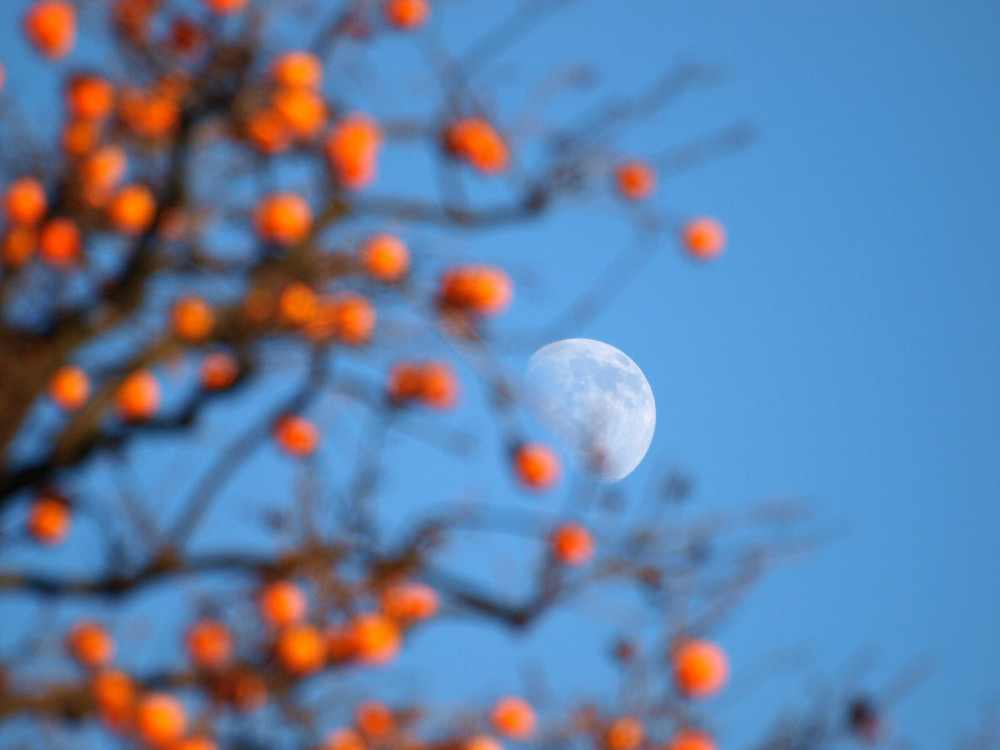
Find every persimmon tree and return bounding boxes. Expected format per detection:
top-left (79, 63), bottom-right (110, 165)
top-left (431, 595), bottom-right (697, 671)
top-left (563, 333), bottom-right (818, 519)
top-left (0, 2), bottom-right (935, 750)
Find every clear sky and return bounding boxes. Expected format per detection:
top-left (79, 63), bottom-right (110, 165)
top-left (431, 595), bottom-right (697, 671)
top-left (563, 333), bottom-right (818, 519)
top-left (1, 2), bottom-right (998, 748)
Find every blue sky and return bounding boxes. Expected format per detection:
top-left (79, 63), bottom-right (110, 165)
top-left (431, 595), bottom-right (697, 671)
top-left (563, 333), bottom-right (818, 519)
top-left (1, 1), bottom-right (997, 748)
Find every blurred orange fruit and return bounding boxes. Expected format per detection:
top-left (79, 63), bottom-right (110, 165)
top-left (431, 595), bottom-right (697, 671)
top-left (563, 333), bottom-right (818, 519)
top-left (24, 1), bottom-right (76, 59)
top-left (512, 443), bottom-right (561, 491)
top-left (549, 523), bottom-right (593, 566)
top-left (259, 581), bottom-right (308, 628)
top-left (28, 495), bottom-right (71, 545)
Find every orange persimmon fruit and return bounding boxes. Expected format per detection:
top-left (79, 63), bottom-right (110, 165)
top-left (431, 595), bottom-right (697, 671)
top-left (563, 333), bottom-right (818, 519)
top-left (605, 717), bottom-right (644, 750)
top-left (68, 621), bottom-right (115, 669)
top-left (38, 217), bottom-right (82, 267)
top-left (3, 177), bottom-right (47, 225)
top-left (614, 160), bottom-right (656, 201)
top-left (351, 613), bottom-right (401, 665)
top-left (116, 370), bottom-right (161, 422)
top-left (439, 265), bottom-right (513, 317)
top-left (1, 227), bottom-right (37, 268)
top-left (272, 51), bottom-right (323, 91)
top-left (666, 729), bottom-right (717, 750)
top-left (355, 701), bottom-right (395, 739)
top-left (360, 233), bottom-right (410, 282)
top-left (273, 414), bottom-right (319, 458)
top-left (331, 292), bottom-right (375, 345)
top-left (136, 693), bottom-right (187, 748)
top-left (171, 295), bottom-right (214, 342)
top-left (491, 697), bottom-right (536, 740)
top-left (259, 581), bottom-right (308, 628)
top-left (185, 618), bottom-right (232, 670)
top-left (549, 522), bottom-right (594, 566)
top-left (66, 74), bottom-right (115, 121)
top-left (24, 0), bottom-right (76, 59)
top-left (384, 0), bottom-right (430, 29)
top-left (91, 669), bottom-right (135, 733)
top-left (203, 0), bottom-right (247, 16)
top-left (512, 443), bottom-right (561, 491)
top-left (107, 184), bottom-right (156, 235)
top-left (49, 365), bottom-right (91, 411)
top-left (680, 217), bottom-right (726, 260)
top-left (380, 581), bottom-right (439, 622)
top-left (254, 193), bottom-right (312, 245)
top-left (275, 623), bottom-right (327, 675)
top-left (326, 114), bottom-right (381, 190)
top-left (444, 117), bottom-right (508, 174)
top-left (27, 494), bottom-right (71, 545)
top-left (672, 638), bottom-right (729, 699)
top-left (199, 352), bottom-right (239, 391)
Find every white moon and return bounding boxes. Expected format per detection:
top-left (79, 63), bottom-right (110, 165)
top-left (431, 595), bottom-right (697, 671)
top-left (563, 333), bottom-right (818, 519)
top-left (524, 339), bottom-right (655, 482)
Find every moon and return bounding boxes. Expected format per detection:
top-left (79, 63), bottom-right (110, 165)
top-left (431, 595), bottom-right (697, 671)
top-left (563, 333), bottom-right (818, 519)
top-left (524, 339), bottom-right (655, 482)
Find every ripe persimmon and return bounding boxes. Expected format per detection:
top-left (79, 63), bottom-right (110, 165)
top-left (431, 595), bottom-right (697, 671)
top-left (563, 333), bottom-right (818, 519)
top-left (174, 737), bottom-right (219, 750)
top-left (27, 495), bottom-right (71, 545)
top-left (49, 365), bottom-right (91, 411)
top-left (67, 621), bottom-right (115, 669)
top-left (605, 717), bottom-right (644, 750)
top-left (277, 281), bottom-right (318, 327)
top-left (680, 217), bottom-right (726, 260)
top-left (273, 88), bottom-right (326, 140)
top-left (66, 74), bottom-right (115, 121)
top-left (491, 697), bottom-right (536, 740)
top-left (3, 177), bottom-right (47, 225)
top-left (204, 0), bottom-right (247, 15)
top-left (466, 735), bottom-right (503, 750)
top-left (107, 184), bottom-right (156, 235)
top-left (361, 233), bottom-right (410, 282)
top-left (326, 114), bottom-right (382, 190)
top-left (380, 581), bottom-right (439, 622)
top-left (512, 443), bottom-right (561, 491)
top-left (38, 217), bottom-right (82, 267)
top-left (116, 370), bottom-right (161, 422)
top-left (355, 701), bottom-right (395, 739)
top-left (384, 0), bottom-right (430, 29)
top-left (614, 161), bottom-right (656, 201)
top-left (199, 352), bottom-right (239, 391)
top-left (81, 145), bottom-right (127, 199)
top-left (275, 623), bottom-right (327, 675)
top-left (171, 295), bottom-right (214, 342)
top-left (351, 613), bottom-right (402, 665)
top-left (61, 119), bottom-right (100, 158)
top-left (1, 227), bottom-right (37, 268)
top-left (24, 1), bottom-right (76, 59)
top-left (245, 109), bottom-right (293, 154)
top-left (672, 639), bottom-right (728, 699)
top-left (119, 89), bottom-right (181, 139)
top-left (254, 193), bottom-right (312, 245)
top-left (440, 265), bottom-right (513, 317)
top-left (331, 292), bottom-right (376, 345)
top-left (272, 51), bottom-right (323, 91)
top-left (324, 728), bottom-right (367, 750)
top-left (549, 523), bottom-right (594, 566)
top-left (91, 669), bottom-right (135, 733)
top-left (273, 414), bottom-right (319, 458)
top-left (417, 361), bottom-right (459, 408)
top-left (666, 729), bottom-right (716, 750)
top-left (185, 618), bottom-right (232, 670)
top-left (259, 580), bottom-right (308, 628)
top-left (136, 693), bottom-right (187, 748)
top-left (444, 118), bottom-right (508, 174)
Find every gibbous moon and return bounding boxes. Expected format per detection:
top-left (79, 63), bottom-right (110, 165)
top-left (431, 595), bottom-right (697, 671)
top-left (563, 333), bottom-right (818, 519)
top-left (524, 339), bottom-right (655, 482)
